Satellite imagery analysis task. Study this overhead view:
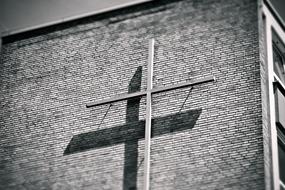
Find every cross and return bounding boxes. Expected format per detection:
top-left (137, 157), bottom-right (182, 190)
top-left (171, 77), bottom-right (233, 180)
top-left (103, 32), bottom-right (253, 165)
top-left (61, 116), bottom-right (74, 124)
top-left (64, 39), bottom-right (215, 190)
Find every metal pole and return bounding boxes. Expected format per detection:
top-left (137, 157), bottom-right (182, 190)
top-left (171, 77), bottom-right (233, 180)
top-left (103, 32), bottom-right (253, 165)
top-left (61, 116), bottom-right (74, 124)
top-left (143, 38), bottom-right (154, 190)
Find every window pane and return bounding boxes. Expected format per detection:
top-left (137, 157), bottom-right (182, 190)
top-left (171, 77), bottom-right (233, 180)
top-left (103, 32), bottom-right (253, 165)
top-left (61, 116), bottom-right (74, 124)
top-left (275, 86), bottom-right (285, 128)
top-left (268, 0), bottom-right (285, 24)
top-left (278, 140), bottom-right (285, 184)
top-left (273, 46), bottom-right (285, 84)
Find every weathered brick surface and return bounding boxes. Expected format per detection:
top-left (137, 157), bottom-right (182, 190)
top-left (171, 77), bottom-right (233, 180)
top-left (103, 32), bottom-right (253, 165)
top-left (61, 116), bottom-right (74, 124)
top-left (0, 0), bottom-right (265, 189)
top-left (258, 2), bottom-right (273, 190)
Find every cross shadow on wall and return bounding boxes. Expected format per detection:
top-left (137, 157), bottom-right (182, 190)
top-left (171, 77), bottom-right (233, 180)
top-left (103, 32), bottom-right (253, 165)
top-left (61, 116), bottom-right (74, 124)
top-left (64, 66), bottom-right (202, 190)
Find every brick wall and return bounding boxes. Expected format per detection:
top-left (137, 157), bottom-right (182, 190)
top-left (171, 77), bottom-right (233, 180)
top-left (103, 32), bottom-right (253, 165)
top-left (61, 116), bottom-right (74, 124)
top-left (0, 0), bottom-right (265, 189)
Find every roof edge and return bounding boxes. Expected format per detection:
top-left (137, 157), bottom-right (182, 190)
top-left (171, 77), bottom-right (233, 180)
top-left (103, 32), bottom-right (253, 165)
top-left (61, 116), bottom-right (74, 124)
top-left (1, 0), bottom-right (152, 38)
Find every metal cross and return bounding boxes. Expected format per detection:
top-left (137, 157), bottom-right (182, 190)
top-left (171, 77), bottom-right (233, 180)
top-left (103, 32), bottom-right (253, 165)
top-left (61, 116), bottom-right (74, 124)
top-left (65, 39), bottom-right (215, 190)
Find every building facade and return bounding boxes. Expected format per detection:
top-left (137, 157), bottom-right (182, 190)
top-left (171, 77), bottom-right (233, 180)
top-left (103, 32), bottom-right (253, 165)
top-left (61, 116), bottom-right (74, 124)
top-left (0, 0), bottom-right (284, 189)
top-left (262, 3), bottom-right (285, 189)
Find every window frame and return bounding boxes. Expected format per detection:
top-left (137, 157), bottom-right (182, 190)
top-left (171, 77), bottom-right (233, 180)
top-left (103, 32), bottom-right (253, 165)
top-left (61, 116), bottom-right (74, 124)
top-left (263, 4), bottom-right (285, 190)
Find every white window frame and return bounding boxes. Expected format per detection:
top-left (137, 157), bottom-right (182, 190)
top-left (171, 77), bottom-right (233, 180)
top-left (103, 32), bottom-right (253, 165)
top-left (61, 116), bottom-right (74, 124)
top-left (263, 4), bottom-right (285, 190)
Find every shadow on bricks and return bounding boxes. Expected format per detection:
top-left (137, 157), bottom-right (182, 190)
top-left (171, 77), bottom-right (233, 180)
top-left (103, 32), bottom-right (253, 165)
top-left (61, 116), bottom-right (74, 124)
top-left (64, 66), bottom-right (202, 190)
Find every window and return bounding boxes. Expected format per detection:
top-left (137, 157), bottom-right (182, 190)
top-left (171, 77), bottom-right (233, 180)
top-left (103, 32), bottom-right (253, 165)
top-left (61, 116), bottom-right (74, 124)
top-left (274, 83), bottom-right (285, 128)
top-left (273, 45), bottom-right (285, 84)
top-left (277, 126), bottom-right (285, 190)
top-left (273, 30), bottom-right (285, 190)
top-left (273, 31), bottom-right (285, 84)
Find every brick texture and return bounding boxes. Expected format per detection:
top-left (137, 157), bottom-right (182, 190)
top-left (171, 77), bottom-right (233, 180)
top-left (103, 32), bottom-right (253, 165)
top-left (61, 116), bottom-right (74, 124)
top-left (0, 0), bottom-right (265, 189)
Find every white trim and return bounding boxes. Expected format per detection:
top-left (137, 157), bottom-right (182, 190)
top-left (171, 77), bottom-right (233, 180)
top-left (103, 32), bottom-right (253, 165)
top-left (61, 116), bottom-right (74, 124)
top-left (263, 4), bottom-right (285, 190)
top-left (1, 0), bottom-right (152, 37)
top-left (274, 74), bottom-right (285, 91)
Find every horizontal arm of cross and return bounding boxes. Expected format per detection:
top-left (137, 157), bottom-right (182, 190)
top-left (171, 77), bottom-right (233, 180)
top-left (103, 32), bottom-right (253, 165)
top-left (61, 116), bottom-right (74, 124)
top-left (86, 75), bottom-right (215, 108)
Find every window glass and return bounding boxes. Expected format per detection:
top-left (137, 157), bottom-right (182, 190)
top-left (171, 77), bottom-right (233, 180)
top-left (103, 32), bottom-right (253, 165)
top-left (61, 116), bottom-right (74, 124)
top-left (268, 0), bottom-right (285, 24)
top-left (273, 45), bottom-right (285, 84)
top-left (278, 140), bottom-right (285, 189)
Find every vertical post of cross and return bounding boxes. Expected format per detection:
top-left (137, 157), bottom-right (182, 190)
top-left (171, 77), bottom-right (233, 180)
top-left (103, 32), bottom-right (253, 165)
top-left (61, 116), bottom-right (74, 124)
top-left (143, 39), bottom-right (154, 190)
